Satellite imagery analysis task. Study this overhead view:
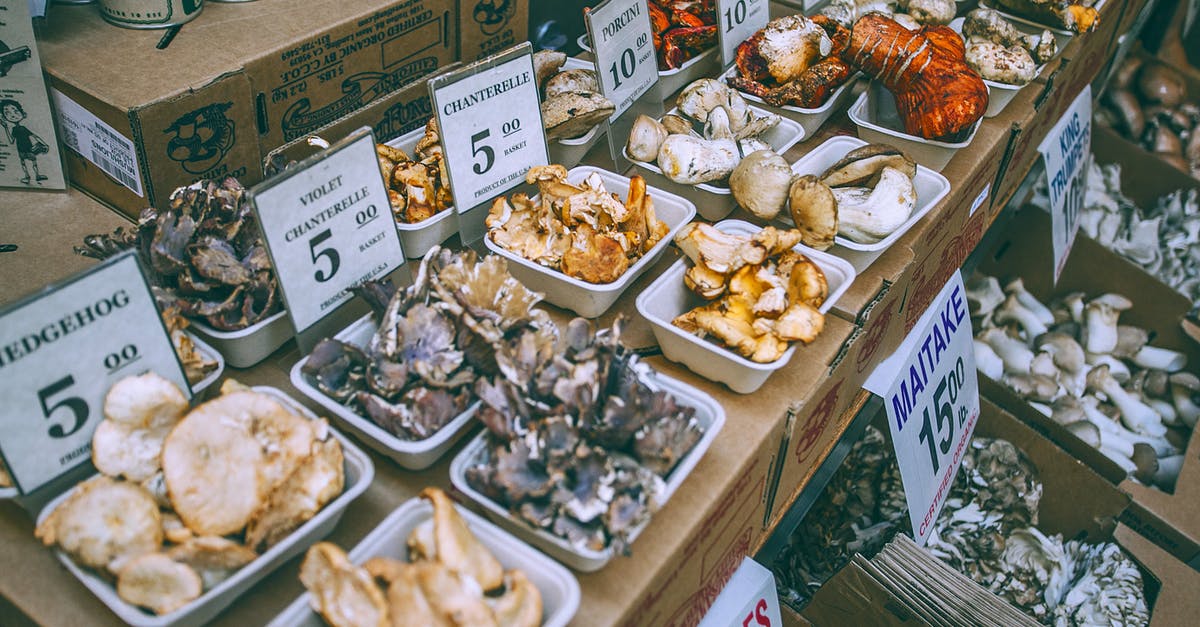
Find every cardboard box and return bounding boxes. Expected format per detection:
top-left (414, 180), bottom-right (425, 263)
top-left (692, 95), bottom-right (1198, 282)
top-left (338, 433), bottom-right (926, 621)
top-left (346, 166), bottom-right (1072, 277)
top-left (458, 0), bottom-right (529, 62)
top-left (804, 398), bottom-right (1177, 625)
top-left (37, 0), bottom-right (457, 217)
top-left (977, 208), bottom-right (1200, 567)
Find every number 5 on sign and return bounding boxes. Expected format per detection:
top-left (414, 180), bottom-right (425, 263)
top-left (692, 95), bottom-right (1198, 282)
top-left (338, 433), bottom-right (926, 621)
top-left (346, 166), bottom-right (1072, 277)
top-left (717, 0), bottom-right (769, 68)
top-left (864, 271), bottom-right (980, 546)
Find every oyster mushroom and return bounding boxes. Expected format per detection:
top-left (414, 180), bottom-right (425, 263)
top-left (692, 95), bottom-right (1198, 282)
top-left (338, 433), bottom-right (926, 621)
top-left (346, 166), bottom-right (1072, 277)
top-left (832, 167), bottom-right (917, 244)
top-left (1132, 344), bottom-right (1187, 373)
top-left (730, 150), bottom-right (793, 220)
top-left (787, 175), bottom-right (838, 251)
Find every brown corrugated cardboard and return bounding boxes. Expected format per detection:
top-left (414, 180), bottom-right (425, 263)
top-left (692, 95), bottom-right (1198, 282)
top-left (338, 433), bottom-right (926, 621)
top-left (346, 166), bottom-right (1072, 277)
top-left (458, 0), bottom-right (529, 62)
top-left (36, 0), bottom-right (456, 218)
top-left (1116, 522), bottom-right (1200, 626)
top-left (977, 208), bottom-right (1200, 567)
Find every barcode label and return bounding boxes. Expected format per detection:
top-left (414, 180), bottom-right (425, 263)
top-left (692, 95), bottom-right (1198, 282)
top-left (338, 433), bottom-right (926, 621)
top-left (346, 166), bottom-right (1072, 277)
top-left (51, 88), bottom-right (144, 197)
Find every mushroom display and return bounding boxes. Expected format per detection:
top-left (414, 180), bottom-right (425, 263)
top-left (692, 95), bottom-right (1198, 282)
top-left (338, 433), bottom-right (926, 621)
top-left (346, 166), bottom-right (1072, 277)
top-left (971, 272), bottom-right (1194, 491)
top-left (772, 426), bottom-right (1149, 626)
top-left (986, 0), bottom-right (1099, 32)
top-left (376, 119), bottom-right (453, 224)
top-left (302, 246), bottom-right (552, 442)
top-left (75, 178), bottom-right (282, 331)
top-left (671, 224), bottom-right (829, 363)
top-left (299, 488), bottom-right (542, 627)
top-left (1056, 158), bottom-right (1200, 319)
top-left (818, 0), bottom-right (955, 29)
top-left (485, 165), bottom-right (670, 284)
top-left (725, 14), bottom-right (855, 109)
top-left (1097, 57), bottom-right (1198, 178)
top-left (961, 8), bottom-right (1058, 86)
top-left (625, 78), bottom-right (782, 186)
top-left (463, 318), bottom-right (707, 556)
top-left (533, 51), bottom-right (616, 142)
top-left (647, 0), bottom-right (717, 70)
top-left (37, 375), bottom-right (345, 616)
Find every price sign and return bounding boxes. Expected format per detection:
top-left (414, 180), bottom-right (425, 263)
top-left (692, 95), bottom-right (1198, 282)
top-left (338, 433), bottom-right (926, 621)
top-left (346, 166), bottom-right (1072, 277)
top-left (717, 0), bottom-right (768, 68)
top-left (429, 43), bottom-right (549, 244)
top-left (250, 128), bottom-right (406, 352)
top-left (586, 0), bottom-right (658, 119)
top-left (1039, 85), bottom-right (1091, 283)
top-left (0, 252), bottom-right (189, 494)
top-left (864, 272), bottom-right (980, 546)
top-left (698, 558), bottom-right (782, 627)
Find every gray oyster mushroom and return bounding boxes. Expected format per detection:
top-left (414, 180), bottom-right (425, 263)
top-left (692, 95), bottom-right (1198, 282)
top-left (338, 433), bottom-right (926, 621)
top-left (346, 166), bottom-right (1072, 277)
top-left (465, 318), bottom-right (705, 557)
top-left (301, 246), bottom-right (553, 442)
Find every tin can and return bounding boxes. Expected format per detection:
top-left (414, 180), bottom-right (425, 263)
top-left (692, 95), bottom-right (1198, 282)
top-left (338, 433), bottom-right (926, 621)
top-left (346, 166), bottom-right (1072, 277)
top-left (98, 0), bottom-right (203, 29)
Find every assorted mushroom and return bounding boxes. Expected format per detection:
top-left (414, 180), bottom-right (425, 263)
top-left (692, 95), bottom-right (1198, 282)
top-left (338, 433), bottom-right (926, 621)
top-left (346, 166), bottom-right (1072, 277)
top-left (299, 488), bottom-right (541, 627)
top-left (376, 119), bottom-right (454, 224)
top-left (773, 426), bottom-right (1149, 626)
top-left (302, 246), bottom-right (552, 442)
top-left (819, 0), bottom-right (957, 29)
top-left (986, 0), bottom-right (1099, 32)
top-left (486, 165), bottom-right (670, 284)
top-left (747, 143), bottom-right (918, 249)
top-left (626, 78), bottom-right (782, 185)
top-left (1098, 56), bottom-right (1199, 178)
top-left (725, 14), bottom-right (854, 109)
top-left (465, 317), bottom-right (706, 556)
top-left (970, 272), bottom-right (1194, 491)
top-left (37, 375), bottom-right (345, 616)
top-left (672, 224), bottom-right (828, 363)
top-left (533, 51), bottom-right (616, 142)
top-left (961, 8), bottom-right (1058, 86)
top-left (75, 178), bottom-right (282, 331)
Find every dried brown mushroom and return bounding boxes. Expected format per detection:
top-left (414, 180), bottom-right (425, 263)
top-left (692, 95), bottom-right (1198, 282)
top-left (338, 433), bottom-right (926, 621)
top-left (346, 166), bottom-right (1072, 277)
top-left (377, 119), bottom-right (454, 224)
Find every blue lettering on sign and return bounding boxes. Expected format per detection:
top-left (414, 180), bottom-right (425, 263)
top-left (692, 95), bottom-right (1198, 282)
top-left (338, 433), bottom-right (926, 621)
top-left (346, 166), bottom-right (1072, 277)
top-left (890, 285), bottom-right (967, 430)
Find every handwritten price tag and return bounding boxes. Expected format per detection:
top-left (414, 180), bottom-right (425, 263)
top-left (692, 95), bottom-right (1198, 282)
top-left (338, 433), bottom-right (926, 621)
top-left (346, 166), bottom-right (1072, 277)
top-left (429, 43), bottom-right (549, 244)
top-left (0, 252), bottom-right (189, 494)
top-left (1039, 85), bottom-right (1091, 283)
top-left (717, 0), bottom-right (768, 68)
top-left (866, 272), bottom-right (980, 546)
top-left (250, 128), bottom-right (406, 351)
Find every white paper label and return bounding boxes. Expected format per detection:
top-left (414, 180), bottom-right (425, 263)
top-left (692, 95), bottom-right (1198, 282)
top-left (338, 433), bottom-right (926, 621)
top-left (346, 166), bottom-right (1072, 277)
top-left (865, 272), bottom-right (980, 546)
top-left (586, 0), bottom-right (658, 118)
top-left (429, 44), bottom-right (548, 244)
top-left (0, 252), bottom-right (189, 494)
top-left (698, 558), bottom-right (782, 627)
top-left (1186, 0), bottom-right (1199, 37)
top-left (1039, 85), bottom-right (1090, 283)
top-left (251, 130), bottom-right (405, 336)
top-left (969, 182), bottom-right (991, 216)
top-left (51, 88), bottom-right (143, 196)
top-left (717, 0), bottom-right (768, 68)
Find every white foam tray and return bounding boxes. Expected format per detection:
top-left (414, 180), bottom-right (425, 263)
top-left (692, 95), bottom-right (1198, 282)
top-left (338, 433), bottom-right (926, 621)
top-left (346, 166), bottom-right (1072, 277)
top-left (190, 309), bottom-right (291, 369)
top-left (978, 0), bottom-right (1106, 36)
top-left (450, 370), bottom-right (725, 572)
top-left (548, 56), bottom-right (609, 168)
top-left (385, 127), bottom-right (461, 259)
top-left (784, 135), bottom-right (952, 252)
top-left (578, 33), bottom-right (721, 101)
top-left (484, 165), bottom-right (696, 318)
top-left (290, 314), bottom-right (480, 471)
top-left (626, 105), bottom-right (805, 221)
top-left (267, 496), bottom-right (581, 627)
top-left (847, 82), bottom-right (983, 172)
top-left (949, 17), bottom-right (1072, 118)
top-left (35, 387), bottom-right (374, 627)
top-left (186, 331), bottom-right (224, 396)
top-left (636, 219), bottom-right (856, 394)
top-left (720, 64), bottom-right (861, 137)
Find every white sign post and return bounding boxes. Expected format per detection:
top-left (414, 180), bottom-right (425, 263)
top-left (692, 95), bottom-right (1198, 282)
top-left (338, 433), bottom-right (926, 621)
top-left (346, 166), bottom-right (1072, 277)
top-left (865, 272), bottom-right (980, 546)
top-left (1039, 85), bottom-right (1091, 283)
top-left (0, 252), bottom-right (189, 494)
top-left (250, 128), bottom-right (406, 353)
top-left (716, 0), bottom-right (769, 68)
top-left (585, 0), bottom-right (662, 169)
top-left (428, 43), bottom-right (549, 245)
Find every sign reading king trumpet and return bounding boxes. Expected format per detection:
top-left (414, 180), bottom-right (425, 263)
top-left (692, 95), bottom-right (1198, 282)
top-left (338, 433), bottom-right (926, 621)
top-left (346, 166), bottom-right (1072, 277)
top-left (249, 127), bottom-right (407, 354)
top-left (864, 271), bottom-right (980, 546)
top-left (428, 43), bottom-right (550, 245)
top-left (0, 251), bottom-right (189, 494)
top-left (1039, 85), bottom-right (1091, 284)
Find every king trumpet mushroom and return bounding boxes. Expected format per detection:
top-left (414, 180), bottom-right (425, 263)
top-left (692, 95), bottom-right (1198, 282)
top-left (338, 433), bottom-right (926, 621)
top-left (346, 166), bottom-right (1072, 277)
top-left (974, 339), bottom-right (1004, 381)
top-left (1004, 278), bottom-right (1055, 326)
top-left (994, 293), bottom-right (1049, 342)
top-left (980, 327), bottom-right (1034, 374)
top-left (1132, 345), bottom-right (1187, 373)
top-left (1082, 294), bottom-right (1132, 354)
top-left (967, 273), bottom-right (1005, 318)
top-left (1170, 373), bottom-right (1200, 429)
top-left (1087, 365), bottom-right (1167, 438)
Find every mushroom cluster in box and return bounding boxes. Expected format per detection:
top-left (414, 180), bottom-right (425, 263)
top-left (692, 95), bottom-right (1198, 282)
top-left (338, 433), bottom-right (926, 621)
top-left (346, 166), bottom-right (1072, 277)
top-left (970, 273), bottom-right (1195, 491)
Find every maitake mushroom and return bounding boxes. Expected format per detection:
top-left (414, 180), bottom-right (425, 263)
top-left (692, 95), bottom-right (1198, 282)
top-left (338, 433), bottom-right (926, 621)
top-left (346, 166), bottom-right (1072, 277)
top-left (376, 119), bottom-right (453, 224)
top-left (486, 165), bottom-right (669, 284)
top-left (672, 224), bottom-right (828, 363)
top-left (971, 271), bottom-right (1192, 492)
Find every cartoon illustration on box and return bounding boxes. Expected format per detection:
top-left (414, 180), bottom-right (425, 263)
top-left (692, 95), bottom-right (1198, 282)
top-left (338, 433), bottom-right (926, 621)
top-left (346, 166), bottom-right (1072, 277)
top-left (164, 101), bottom-right (235, 175)
top-left (0, 98), bottom-right (50, 184)
top-left (474, 0), bottom-right (514, 35)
